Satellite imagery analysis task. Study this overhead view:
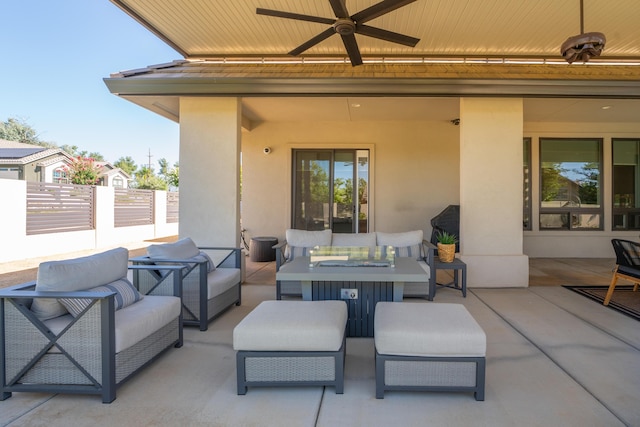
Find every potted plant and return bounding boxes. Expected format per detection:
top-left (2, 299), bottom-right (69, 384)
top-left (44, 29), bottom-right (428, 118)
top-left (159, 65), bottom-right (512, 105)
top-left (436, 231), bottom-right (458, 263)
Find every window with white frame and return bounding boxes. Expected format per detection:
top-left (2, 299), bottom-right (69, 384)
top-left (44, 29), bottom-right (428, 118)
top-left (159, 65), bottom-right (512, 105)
top-left (113, 176), bottom-right (124, 188)
top-left (53, 167), bottom-right (69, 184)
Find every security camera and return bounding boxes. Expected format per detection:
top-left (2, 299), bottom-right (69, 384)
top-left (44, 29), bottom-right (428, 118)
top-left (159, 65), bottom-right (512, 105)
top-left (263, 147), bottom-right (271, 154)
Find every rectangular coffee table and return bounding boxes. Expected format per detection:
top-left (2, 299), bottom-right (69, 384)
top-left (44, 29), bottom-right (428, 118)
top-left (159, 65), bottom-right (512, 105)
top-left (276, 256), bottom-right (429, 337)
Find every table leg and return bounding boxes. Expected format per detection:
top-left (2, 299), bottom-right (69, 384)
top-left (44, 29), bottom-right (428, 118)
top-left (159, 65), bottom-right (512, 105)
top-left (393, 282), bottom-right (404, 302)
top-left (301, 281), bottom-right (312, 301)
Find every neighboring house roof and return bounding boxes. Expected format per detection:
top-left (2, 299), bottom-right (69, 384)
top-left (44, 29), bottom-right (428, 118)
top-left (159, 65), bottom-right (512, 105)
top-left (0, 139), bottom-right (73, 165)
top-left (95, 161), bottom-right (132, 180)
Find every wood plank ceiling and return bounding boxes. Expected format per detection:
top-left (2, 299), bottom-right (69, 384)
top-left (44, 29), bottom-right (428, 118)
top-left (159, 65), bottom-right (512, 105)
top-left (112, 0), bottom-right (640, 61)
top-left (107, 1), bottom-right (640, 124)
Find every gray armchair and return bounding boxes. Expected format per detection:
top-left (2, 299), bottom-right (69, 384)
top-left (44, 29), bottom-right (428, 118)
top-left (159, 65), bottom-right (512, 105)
top-left (131, 238), bottom-right (242, 331)
top-left (0, 248), bottom-right (183, 403)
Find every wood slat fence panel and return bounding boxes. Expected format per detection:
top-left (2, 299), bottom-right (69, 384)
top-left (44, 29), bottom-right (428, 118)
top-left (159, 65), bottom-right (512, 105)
top-left (114, 189), bottom-right (154, 227)
top-left (26, 182), bottom-right (94, 235)
top-left (166, 192), bottom-right (179, 223)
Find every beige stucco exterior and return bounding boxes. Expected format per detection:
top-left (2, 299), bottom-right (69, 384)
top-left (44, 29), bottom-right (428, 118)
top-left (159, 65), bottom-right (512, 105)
top-left (102, 61), bottom-right (640, 287)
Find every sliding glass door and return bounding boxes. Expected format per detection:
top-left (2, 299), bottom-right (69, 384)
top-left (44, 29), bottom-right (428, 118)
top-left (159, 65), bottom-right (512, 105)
top-left (292, 149), bottom-right (369, 233)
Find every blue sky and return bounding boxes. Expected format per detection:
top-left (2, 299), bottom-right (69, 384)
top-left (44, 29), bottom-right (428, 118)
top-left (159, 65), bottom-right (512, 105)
top-left (0, 1), bottom-right (181, 169)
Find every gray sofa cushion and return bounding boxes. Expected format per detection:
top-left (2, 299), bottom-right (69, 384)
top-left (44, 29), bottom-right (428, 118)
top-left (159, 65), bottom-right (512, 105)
top-left (31, 247), bottom-right (129, 320)
top-left (376, 230), bottom-right (424, 260)
top-left (332, 232), bottom-right (377, 247)
top-left (285, 229), bottom-right (332, 261)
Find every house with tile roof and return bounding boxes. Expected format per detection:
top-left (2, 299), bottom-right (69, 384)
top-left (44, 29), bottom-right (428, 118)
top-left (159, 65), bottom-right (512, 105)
top-left (0, 139), bottom-right (74, 183)
top-left (0, 139), bottom-right (131, 187)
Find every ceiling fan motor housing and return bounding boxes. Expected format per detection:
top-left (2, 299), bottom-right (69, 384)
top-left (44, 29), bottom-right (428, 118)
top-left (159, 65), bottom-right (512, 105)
top-left (334, 18), bottom-right (355, 35)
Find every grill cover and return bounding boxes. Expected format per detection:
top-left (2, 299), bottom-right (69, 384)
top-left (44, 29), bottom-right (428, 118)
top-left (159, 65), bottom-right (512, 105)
top-left (430, 205), bottom-right (460, 252)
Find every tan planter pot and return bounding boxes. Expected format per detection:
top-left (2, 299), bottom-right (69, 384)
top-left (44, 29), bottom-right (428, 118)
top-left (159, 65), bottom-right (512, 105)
top-left (437, 243), bottom-right (456, 263)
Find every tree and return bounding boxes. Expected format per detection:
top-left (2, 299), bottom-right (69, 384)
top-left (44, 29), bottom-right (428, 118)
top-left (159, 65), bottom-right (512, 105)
top-left (66, 156), bottom-right (102, 185)
top-left (133, 165), bottom-right (167, 190)
top-left (0, 117), bottom-right (54, 147)
top-left (114, 156), bottom-right (137, 176)
top-left (158, 158), bottom-right (169, 176)
top-left (166, 164), bottom-right (179, 189)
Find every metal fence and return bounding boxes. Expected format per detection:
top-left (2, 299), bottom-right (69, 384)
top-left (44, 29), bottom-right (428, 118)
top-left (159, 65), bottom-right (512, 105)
top-left (167, 191), bottom-right (179, 223)
top-left (114, 188), bottom-right (154, 227)
top-left (26, 182), bottom-right (95, 235)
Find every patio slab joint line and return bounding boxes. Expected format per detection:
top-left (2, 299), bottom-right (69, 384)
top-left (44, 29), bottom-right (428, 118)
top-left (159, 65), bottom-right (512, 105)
top-left (534, 287), bottom-right (640, 352)
top-left (469, 289), bottom-right (629, 427)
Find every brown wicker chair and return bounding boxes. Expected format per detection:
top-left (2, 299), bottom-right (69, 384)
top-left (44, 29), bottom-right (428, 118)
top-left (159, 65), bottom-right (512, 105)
top-left (605, 239), bottom-right (640, 306)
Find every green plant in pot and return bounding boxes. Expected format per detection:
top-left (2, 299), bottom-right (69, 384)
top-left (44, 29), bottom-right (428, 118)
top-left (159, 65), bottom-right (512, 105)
top-left (436, 231), bottom-right (458, 263)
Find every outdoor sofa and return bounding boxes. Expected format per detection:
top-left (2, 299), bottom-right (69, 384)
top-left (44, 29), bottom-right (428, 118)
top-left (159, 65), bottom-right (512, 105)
top-left (274, 229), bottom-right (436, 299)
top-left (131, 237), bottom-right (242, 331)
top-left (0, 247), bottom-right (183, 403)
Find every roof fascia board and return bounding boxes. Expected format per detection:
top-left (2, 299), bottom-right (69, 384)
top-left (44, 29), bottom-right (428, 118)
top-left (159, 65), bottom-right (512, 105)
top-left (104, 77), bottom-right (640, 99)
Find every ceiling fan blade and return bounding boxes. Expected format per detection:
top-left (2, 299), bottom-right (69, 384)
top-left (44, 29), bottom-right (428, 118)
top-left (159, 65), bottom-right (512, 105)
top-left (341, 34), bottom-right (363, 66)
top-left (289, 27), bottom-right (336, 56)
top-left (352, 0), bottom-right (418, 24)
top-left (256, 8), bottom-right (335, 25)
top-left (356, 24), bottom-right (419, 47)
top-left (328, 0), bottom-right (350, 18)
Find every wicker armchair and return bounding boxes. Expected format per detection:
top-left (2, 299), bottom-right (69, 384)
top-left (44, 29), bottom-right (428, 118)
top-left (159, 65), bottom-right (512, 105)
top-left (0, 249), bottom-right (183, 403)
top-left (131, 238), bottom-right (242, 331)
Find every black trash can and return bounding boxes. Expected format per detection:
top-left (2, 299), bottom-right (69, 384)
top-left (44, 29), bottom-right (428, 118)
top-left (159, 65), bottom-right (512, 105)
top-left (250, 237), bottom-right (278, 262)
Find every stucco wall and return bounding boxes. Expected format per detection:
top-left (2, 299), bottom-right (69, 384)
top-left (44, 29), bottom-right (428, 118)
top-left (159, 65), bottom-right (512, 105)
top-left (240, 116), bottom-right (640, 259)
top-left (240, 120), bottom-right (460, 244)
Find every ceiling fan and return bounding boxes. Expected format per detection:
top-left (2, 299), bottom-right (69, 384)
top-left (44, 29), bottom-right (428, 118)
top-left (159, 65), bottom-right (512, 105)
top-left (256, 0), bottom-right (420, 66)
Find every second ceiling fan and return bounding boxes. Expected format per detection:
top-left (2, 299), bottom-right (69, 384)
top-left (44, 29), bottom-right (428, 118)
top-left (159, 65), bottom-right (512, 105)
top-left (257, 0), bottom-right (420, 66)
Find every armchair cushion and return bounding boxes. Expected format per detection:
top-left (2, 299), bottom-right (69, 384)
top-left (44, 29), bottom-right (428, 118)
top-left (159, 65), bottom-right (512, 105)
top-left (45, 295), bottom-right (181, 354)
top-left (376, 230), bottom-right (424, 260)
top-left (31, 247), bottom-right (129, 320)
top-left (147, 238), bottom-right (215, 272)
top-left (147, 237), bottom-right (200, 259)
top-left (58, 278), bottom-right (144, 317)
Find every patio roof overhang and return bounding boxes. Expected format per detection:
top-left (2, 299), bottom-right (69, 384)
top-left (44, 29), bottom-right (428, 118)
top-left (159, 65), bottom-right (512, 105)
top-left (103, 61), bottom-right (640, 123)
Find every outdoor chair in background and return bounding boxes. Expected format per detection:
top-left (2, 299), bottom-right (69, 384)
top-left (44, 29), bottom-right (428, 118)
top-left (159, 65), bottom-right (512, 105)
top-left (130, 237), bottom-right (242, 331)
top-left (606, 239), bottom-right (640, 306)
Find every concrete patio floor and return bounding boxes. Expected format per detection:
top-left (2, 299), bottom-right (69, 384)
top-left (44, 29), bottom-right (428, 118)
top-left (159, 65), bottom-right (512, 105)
top-left (1, 255), bottom-right (639, 426)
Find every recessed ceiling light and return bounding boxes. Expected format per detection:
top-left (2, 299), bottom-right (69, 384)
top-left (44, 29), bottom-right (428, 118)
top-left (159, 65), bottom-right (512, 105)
top-left (351, 103), bottom-right (361, 108)
top-left (601, 105), bottom-right (612, 110)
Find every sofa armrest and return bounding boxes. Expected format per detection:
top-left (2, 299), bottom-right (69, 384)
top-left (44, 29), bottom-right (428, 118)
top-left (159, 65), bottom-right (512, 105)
top-left (422, 239), bottom-right (437, 266)
top-left (128, 264), bottom-right (184, 298)
top-left (0, 282), bottom-right (118, 402)
top-left (273, 240), bottom-right (288, 272)
top-left (198, 246), bottom-right (242, 269)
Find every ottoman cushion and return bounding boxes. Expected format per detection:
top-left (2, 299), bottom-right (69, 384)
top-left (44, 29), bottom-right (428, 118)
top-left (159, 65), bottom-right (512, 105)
top-left (233, 300), bottom-right (347, 352)
top-left (375, 302), bottom-right (486, 357)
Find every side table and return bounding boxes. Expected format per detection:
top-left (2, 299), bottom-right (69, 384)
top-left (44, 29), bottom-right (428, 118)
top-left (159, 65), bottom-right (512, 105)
top-left (431, 257), bottom-right (466, 300)
top-left (250, 236), bottom-right (278, 262)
